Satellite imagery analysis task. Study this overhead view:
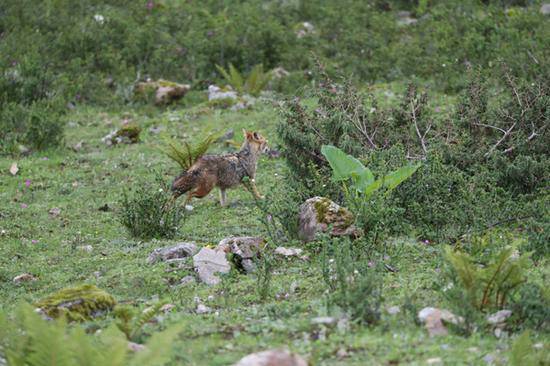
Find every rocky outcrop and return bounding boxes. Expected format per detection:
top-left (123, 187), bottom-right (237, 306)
top-left (216, 236), bottom-right (265, 273)
top-left (147, 242), bottom-right (198, 264)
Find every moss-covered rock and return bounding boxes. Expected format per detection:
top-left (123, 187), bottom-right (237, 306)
top-left (115, 123), bottom-right (141, 143)
top-left (298, 196), bottom-right (361, 242)
top-left (102, 123), bottom-right (142, 146)
top-left (35, 284), bottom-right (116, 321)
top-left (134, 79), bottom-right (190, 105)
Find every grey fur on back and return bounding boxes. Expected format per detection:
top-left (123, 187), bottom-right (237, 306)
top-left (191, 142), bottom-right (260, 189)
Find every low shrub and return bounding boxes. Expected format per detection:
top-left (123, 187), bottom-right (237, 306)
top-left (0, 99), bottom-right (65, 154)
top-left (321, 237), bottom-right (383, 325)
top-left (118, 175), bottom-right (185, 240)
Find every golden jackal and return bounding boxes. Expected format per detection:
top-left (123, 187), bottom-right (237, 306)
top-left (171, 130), bottom-right (268, 206)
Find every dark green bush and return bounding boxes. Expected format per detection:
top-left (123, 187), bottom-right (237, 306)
top-left (2, 0), bottom-right (548, 108)
top-left (0, 99), bottom-right (65, 154)
top-left (277, 62), bottom-right (548, 243)
top-left (118, 176), bottom-right (185, 240)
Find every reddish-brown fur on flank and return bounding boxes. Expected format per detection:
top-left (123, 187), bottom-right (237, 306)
top-left (171, 130), bottom-right (267, 206)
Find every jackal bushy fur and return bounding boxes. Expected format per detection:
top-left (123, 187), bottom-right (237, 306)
top-left (171, 130), bottom-right (267, 206)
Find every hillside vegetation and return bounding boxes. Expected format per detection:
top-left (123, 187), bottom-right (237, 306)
top-left (1, 1), bottom-right (549, 365)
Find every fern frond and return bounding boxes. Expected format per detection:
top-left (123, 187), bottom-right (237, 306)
top-left (192, 133), bottom-right (217, 159)
top-left (215, 64), bottom-right (232, 84)
top-left (216, 64), bottom-right (244, 93)
top-left (159, 134), bottom-right (217, 170)
top-left (245, 64), bottom-right (272, 97)
top-left (23, 311), bottom-right (73, 366)
top-left (129, 324), bottom-right (184, 366)
top-left (130, 302), bottom-right (165, 340)
top-left (96, 325), bottom-right (129, 366)
top-left (228, 63), bottom-right (244, 93)
top-left (114, 305), bottom-right (135, 340)
top-left (71, 327), bottom-right (105, 366)
top-left (509, 331), bottom-right (533, 366)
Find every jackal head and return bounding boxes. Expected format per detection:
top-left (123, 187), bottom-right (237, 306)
top-left (242, 129), bottom-right (269, 153)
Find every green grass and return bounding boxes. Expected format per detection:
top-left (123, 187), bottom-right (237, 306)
top-left (0, 97), bottom-right (548, 365)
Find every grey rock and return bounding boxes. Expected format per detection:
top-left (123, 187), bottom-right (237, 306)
top-left (160, 303), bottom-right (175, 313)
top-left (426, 358), bottom-right (442, 365)
top-left (208, 85), bottom-right (237, 101)
top-left (397, 10), bottom-right (418, 26)
top-left (483, 353), bottom-right (497, 365)
top-left (386, 305), bottom-right (401, 315)
top-left (72, 141), bottom-right (84, 152)
top-left (541, 4), bottom-right (550, 15)
top-left (148, 126), bottom-right (165, 135)
top-left (275, 247), bottom-right (303, 257)
top-left (17, 144), bottom-right (30, 155)
top-left (128, 342), bottom-right (146, 352)
top-left (48, 207), bottom-right (61, 217)
top-left (295, 21), bottom-right (315, 39)
top-left (272, 67), bottom-right (290, 79)
top-left (196, 304), bottom-right (211, 314)
top-left (13, 273), bottom-right (37, 284)
top-left (418, 307), bottom-right (463, 325)
top-left (147, 242), bottom-right (198, 264)
top-left (216, 236), bottom-right (264, 274)
top-left (487, 310), bottom-right (512, 325)
top-left (216, 129), bottom-right (235, 143)
top-left (397, 17), bottom-right (418, 26)
top-left (311, 316), bottom-right (337, 325)
top-left (233, 349), bottom-right (308, 366)
top-left (418, 307), bottom-right (463, 337)
top-left (193, 247), bottom-right (231, 285)
top-left (179, 275), bottom-right (196, 286)
top-left (298, 197), bottom-right (361, 242)
top-left (78, 245), bottom-right (93, 253)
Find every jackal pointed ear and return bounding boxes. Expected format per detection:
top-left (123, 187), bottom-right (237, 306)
top-left (243, 129), bottom-right (252, 139)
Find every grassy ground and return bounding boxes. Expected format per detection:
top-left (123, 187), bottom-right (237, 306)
top-left (0, 96), bottom-right (547, 365)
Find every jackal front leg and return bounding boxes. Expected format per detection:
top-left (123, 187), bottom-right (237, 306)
top-left (250, 179), bottom-right (264, 200)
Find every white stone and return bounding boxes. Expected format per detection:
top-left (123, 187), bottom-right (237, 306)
top-left (193, 247), bottom-right (231, 285)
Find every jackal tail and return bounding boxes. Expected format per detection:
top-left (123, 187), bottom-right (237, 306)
top-left (171, 170), bottom-right (200, 196)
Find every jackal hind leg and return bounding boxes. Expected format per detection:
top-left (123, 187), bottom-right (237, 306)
top-left (185, 180), bottom-right (214, 206)
top-left (219, 188), bottom-right (228, 207)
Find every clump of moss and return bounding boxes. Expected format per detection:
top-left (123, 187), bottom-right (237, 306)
top-left (35, 284), bottom-right (116, 321)
top-left (313, 197), bottom-right (332, 222)
top-left (313, 197), bottom-right (355, 228)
